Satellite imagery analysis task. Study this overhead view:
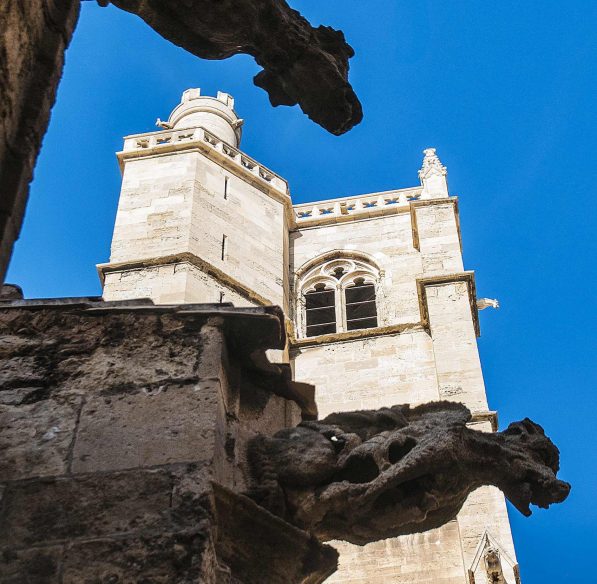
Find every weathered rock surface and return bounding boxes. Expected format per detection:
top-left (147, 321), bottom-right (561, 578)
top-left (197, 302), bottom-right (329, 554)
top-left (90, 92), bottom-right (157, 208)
top-left (0, 298), bottom-right (333, 584)
top-left (0, 297), bottom-right (570, 581)
top-left (247, 402), bottom-right (571, 545)
top-left (108, 0), bottom-right (363, 135)
top-left (0, 0), bottom-right (80, 282)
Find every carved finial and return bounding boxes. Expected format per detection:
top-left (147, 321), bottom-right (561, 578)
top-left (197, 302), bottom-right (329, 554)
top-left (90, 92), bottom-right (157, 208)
top-left (419, 148), bottom-right (447, 180)
top-left (419, 147), bottom-right (448, 199)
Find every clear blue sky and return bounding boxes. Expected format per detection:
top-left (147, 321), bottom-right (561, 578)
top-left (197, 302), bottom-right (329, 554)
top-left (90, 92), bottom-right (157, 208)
top-left (7, 2), bottom-right (596, 580)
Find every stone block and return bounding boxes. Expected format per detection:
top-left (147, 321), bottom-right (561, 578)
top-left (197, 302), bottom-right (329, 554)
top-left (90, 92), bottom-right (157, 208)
top-left (0, 545), bottom-right (63, 584)
top-left (0, 355), bottom-right (47, 388)
top-left (71, 381), bottom-right (220, 473)
top-left (0, 396), bottom-right (81, 481)
top-left (61, 531), bottom-right (217, 584)
top-left (0, 470), bottom-right (180, 548)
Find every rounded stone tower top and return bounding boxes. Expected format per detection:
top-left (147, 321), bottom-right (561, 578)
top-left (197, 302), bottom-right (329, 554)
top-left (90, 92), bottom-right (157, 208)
top-left (166, 88), bottom-right (243, 147)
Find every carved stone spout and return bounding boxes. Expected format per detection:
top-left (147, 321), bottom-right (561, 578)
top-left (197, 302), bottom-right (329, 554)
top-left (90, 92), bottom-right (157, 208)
top-left (247, 402), bottom-right (570, 545)
top-left (108, 0), bottom-right (363, 135)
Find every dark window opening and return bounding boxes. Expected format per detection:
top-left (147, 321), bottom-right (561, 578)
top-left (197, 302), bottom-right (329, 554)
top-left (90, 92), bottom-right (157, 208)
top-left (224, 176), bottom-right (229, 200)
top-left (221, 234), bottom-right (227, 260)
top-left (332, 267), bottom-right (346, 280)
top-left (345, 279), bottom-right (377, 331)
top-left (305, 284), bottom-right (336, 337)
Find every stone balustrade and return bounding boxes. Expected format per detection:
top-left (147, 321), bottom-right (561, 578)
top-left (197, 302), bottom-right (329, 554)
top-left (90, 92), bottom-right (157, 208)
top-left (293, 188), bottom-right (422, 223)
top-left (121, 127), bottom-right (289, 195)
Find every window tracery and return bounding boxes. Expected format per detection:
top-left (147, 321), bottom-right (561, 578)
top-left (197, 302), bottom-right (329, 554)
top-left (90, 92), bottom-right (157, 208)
top-left (296, 255), bottom-right (381, 338)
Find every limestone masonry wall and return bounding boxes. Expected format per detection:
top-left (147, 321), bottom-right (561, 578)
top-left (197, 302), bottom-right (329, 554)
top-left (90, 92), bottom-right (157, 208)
top-left (290, 193), bottom-right (517, 583)
top-left (292, 331), bottom-right (438, 418)
top-left (103, 148), bottom-right (288, 308)
top-left (0, 301), bottom-right (306, 583)
top-left (0, 306), bottom-right (226, 582)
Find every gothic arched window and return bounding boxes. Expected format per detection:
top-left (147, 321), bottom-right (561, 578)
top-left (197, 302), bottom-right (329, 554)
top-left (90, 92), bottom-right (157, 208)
top-left (305, 283), bottom-right (337, 336)
top-left (296, 254), bottom-right (381, 338)
top-left (345, 278), bottom-right (378, 331)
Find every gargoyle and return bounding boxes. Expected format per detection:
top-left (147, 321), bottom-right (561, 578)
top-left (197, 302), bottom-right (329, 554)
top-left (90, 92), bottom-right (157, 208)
top-left (247, 401), bottom-right (570, 545)
top-left (105, 0), bottom-right (363, 135)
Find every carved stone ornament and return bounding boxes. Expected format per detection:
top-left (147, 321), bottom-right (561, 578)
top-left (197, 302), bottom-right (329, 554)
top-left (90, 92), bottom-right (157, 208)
top-left (468, 530), bottom-right (521, 584)
top-left (105, 0), bottom-right (363, 135)
top-left (246, 401), bottom-right (570, 545)
top-left (484, 548), bottom-right (505, 584)
top-left (418, 147), bottom-right (448, 180)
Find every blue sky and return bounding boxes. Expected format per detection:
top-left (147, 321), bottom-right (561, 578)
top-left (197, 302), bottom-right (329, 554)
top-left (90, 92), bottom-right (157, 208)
top-left (8, 1), bottom-right (596, 580)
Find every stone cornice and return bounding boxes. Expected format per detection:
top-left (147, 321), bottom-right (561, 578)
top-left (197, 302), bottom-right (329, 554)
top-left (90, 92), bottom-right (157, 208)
top-left (116, 126), bottom-right (295, 224)
top-left (291, 187), bottom-right (423, 229)
top-left (97, 252), bottom-right (274, 308)
top-left (416, 271), bottom-right (480, 337)
top-left (289, 322), bottom-right (426, 349)
top-left (409, 197), bottom-right (462, 252)
top-left (470, 411), bottom-right (499, 432)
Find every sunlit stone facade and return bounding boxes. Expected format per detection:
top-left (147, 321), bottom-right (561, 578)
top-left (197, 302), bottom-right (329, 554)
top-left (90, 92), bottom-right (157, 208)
top-left (100, 89), bottom-right (521, 584)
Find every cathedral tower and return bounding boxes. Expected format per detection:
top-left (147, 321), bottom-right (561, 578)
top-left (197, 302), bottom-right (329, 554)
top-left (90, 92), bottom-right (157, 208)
top-left (289, 149), bottom-right (519, 583)
top-left (100, 90), bottom-right (521, 584)
top-left (99, 89), bottom-right (292, 312)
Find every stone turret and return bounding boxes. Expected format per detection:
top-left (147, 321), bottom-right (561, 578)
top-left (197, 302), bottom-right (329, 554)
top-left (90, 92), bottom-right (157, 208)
top-left (162, 88), bottom-right (243, 147)
top-left (100, 88), bottom-right (290, 312)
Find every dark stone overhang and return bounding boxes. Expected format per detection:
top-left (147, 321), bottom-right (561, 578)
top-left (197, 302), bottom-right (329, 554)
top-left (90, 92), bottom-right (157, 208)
top-left (0, 296), bottom-right (317, 419)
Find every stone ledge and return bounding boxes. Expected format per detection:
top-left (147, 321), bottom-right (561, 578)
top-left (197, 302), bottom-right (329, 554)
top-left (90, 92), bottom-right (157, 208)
top-left (97, 252), bottom-right (274, 308)
top-left (416, 271), bottom-right (480, 337)
top-left (410, 197), bottom-right (462, 252)
top-left (290, 322), bottom-right (426, 349)
top-left (0, 298), bottom-right (316, 419)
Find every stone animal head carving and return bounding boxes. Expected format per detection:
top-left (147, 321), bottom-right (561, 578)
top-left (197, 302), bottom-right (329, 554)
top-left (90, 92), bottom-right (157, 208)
top-left (247, 402), bottom-right (569, 545)
top-left (108, 0), bottom-right (362, 135)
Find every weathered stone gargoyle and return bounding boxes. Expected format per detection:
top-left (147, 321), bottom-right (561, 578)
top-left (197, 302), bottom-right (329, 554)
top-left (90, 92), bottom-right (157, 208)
top-left (247, 401), bottom-right (570, 545)
top-left (106, 0), bottom-right (363, 135)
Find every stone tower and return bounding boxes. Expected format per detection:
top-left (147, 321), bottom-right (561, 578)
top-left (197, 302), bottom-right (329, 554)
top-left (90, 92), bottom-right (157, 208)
top-left (100, 90), bottom-right (522, 584)
top-left (99, 88), bottom-right (291, 313)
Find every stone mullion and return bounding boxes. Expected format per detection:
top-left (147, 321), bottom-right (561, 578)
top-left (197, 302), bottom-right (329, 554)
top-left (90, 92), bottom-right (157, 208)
top-left (336, 283), bottom-right (347, 333)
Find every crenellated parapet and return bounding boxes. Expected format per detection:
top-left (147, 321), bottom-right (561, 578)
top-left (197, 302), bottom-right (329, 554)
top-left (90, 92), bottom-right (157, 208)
top-left (293, 187), bottom-right (423, 225)
top-left (119, 125), bottom-right (289, 198)
top-left (292, 147), bottom-right (451, 226)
